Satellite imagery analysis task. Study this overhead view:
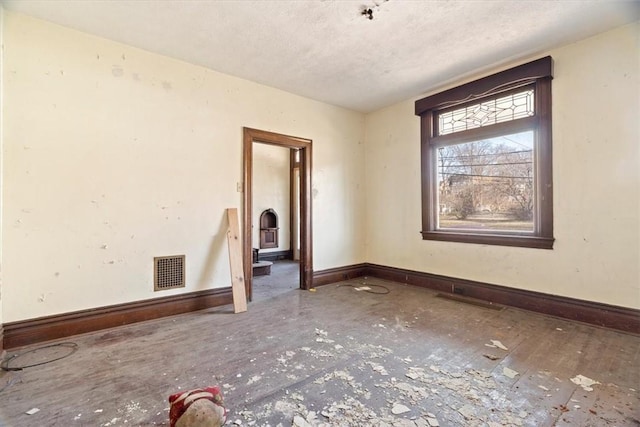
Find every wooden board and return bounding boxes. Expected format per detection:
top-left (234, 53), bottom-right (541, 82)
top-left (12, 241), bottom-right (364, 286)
top-left (226, 208), bottom-right (247, 313)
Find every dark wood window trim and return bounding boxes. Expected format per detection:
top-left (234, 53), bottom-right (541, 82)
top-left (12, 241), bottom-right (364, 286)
top-left (415, 57), bottom-right (554, 249)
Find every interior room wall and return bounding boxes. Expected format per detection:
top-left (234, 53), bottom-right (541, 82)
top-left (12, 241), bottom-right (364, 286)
top-left (364, 22), bottom-right (640, 309)
top-left (1, 12), bottom-right (366, 323)
top-left (0, 5), bottom-right (5, 335)
top-left (252, 143), bottom-right (290, 255)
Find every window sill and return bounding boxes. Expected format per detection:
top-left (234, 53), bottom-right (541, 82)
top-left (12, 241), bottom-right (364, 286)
top-left (421, 230), bottom-right (554, 249)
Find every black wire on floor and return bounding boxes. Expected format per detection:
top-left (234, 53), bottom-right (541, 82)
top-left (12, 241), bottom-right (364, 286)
top-left (336, 283), bottom-right (391, 294)
top-left (1, 342), bottom-right (79, 372)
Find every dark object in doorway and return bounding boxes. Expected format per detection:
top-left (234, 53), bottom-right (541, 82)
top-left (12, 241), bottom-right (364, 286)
top-left (253, 261), bottom-right (273, 276)
top-left (258, 249), bottom-right (292, 262)
top-left (259, 209), bottom-right (279, 249)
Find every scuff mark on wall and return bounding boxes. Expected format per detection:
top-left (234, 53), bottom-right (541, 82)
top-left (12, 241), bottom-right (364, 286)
top-left (112, 66), bottom-right (124, 77)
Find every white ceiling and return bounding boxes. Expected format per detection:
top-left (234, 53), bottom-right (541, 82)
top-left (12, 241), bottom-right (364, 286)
top-left (3, 0), bottom-right (639, 112)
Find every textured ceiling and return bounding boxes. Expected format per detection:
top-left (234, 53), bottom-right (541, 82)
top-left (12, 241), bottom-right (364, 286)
top-left (3, 0), bottom-right (639, 112)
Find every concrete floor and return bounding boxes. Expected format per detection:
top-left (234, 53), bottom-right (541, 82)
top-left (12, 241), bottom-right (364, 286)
top-left (252, 260), bottom-right (300, 302)
top-left (0, 276), bottom-right (638, 426)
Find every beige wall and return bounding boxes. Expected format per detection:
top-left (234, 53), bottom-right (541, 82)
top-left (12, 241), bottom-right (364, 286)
top-left (1, 12), bottom-right (366, 322)
top-left (365, 22), bottom-right (640, 309)
top-left (252, 143), bottom-right (290, 254)
top-left (0, 6), bottom-right (4, 331)
top-left (2, 11), bottom-right (637, 326)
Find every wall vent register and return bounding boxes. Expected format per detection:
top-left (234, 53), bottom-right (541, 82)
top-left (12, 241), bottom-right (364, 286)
top-left (154, 255), bottom-right (186, 291)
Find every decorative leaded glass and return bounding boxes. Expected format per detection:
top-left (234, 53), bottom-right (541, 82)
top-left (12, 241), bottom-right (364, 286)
top-left (438, 89), bottom-right (534, 136)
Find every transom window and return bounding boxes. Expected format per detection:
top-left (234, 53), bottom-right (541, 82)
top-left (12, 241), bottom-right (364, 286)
top-left (438, 88), bottom-right (534, 135)
top-left (415, 57), bottom-right (554, 249)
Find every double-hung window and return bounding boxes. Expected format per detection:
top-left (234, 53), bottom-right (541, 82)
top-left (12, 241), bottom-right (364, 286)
top-left (415, 57), bottom-right (554, 249)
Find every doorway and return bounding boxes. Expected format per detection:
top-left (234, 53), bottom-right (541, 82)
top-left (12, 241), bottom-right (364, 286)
top-left (242, 127), bottom-right (312, 300)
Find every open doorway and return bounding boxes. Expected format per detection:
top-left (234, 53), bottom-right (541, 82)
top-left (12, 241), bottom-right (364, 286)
top-left (251, 144), bottom-right (296, 300)
top-left (242, 128), bottom-right (312, 301)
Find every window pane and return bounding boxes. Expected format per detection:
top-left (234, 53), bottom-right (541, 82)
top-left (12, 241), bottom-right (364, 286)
top-left (438, 90), bottom-right (534, 136)
top-left (436, 131), bottom-right (534, 232)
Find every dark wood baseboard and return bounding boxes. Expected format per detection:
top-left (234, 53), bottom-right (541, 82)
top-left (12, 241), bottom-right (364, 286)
top-left (258, 250), bottom-right (293, 262)
top-left (364, 263), bottom-right (640, 334)
top-left (312, 263), bottom-right (368, 287)
top-left (4, 262), bottom-right (637, 349)
top-left (3, 288), bottom-right (233, 349)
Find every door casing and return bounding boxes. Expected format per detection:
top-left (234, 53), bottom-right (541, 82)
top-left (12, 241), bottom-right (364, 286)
top-left (242, 127), bottom-right (312, 299)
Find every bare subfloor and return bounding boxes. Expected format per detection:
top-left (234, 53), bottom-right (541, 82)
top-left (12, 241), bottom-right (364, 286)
top-left (0, 277), bottom-right (638, 426)
top-left (253, 260), bottom-right (300, 301)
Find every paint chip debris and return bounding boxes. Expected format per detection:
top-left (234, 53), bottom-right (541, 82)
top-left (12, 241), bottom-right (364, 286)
top-left (487, 340), bottom-right (509, 351)
top-left (483, 353), bottom-right (500, 360)
top-left (25, 408), bottom-right (40, 415)
top-left (368, 362), bottom-right (389, 375)
top-left (293, 415), bottom-right (312, 427)
top-left (571, 374), bottom-right (600, 391)
top-left (406, 371), bottom-right (421, 380)
top-left (247, 375), bottom-right (262, 385)
top-left (503, 367), bottom-right (519, 379)
top-left (458, 404), bottom-right (475, 419)
top-left (391, 403), bottom-right (411, 414)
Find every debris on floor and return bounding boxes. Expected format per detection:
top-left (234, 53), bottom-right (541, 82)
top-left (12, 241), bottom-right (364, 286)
top-left (502, 367), bottom-right (519, 379)
top-left (486, 340), bottom-right (509, 351)
top-left (570, 374), bottom-right (600, 391)
top-left (3, 279), bottom-right (638, 427)
top-left (425, 416), bottom-right (440, 426)
top-left (391, 403), bottom-right (411, 415)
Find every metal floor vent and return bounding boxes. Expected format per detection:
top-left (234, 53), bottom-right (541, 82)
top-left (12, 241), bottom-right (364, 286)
top-left (436, 293), bottom-right (504, 311)
top-left (154, 255), bottom-right (185, 291)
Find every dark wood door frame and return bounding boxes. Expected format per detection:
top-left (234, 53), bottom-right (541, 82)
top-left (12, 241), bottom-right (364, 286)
top-left (242, 127), bottom-right (313, 299)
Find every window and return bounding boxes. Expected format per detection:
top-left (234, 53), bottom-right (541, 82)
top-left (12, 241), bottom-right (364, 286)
top-left (415, 57), bottom-right (554, 249)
